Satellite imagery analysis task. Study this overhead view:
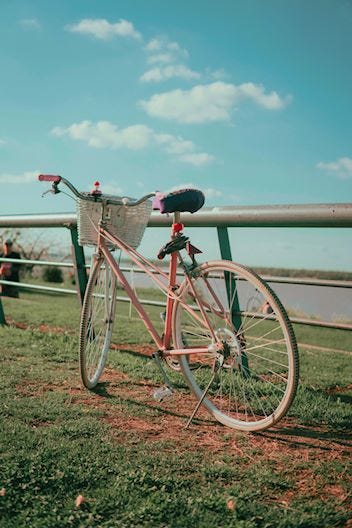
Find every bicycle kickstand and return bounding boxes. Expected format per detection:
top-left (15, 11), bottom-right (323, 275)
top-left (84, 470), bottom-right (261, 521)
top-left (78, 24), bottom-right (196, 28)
top-left (185, 354), bottom-right (224, 428)
top-left (185, 374), bottom-right (216, 428)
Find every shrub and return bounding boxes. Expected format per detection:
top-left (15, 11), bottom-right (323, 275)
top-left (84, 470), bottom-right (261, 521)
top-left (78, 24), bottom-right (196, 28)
top-left (42, 266), bottom-right (64, 283)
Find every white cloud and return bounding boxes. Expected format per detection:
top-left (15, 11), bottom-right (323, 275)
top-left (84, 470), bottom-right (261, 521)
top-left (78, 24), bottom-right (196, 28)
top-left (178, 153), bottom-right (215, 167)
top-left (238, 82), bottom-right (292, 110)
top-left (51, 120), bottom-right (214, 166)
top-left (144, 38), bottom-right (188, 60)
top-left (66, 18), bottom-right (141, 40)
top-left (0, 171), bottom-right (38, 184)
top-left (203, 187), bottom-right (223, 198)
top-left (141, 36), bottom-right (196, 82)
top-left (139, 83), bottom-right (234, 123)
top-left (99, 183), bottom-right (124, 196)
top-left (139, 81), bottom-right (292, 123)
top-left (154, 133), bottom-right (194, 155)
top-left (317, 157), bottom-right (352, 179)
top-left (140, 65), bottom-right (201, 83)
top-left (208, 68), bottom-right (227, 81)
top-left (19, 18), bottom-right (41, 30)
top-left (52, 121), bottom-right (153, 150)
top-left (142, 36), bottom-right (232, 84)
top-left (147, 53), bottom-right (175, 65)
top-left (168, 182), bottom-right (196, 192)
top-left (145, 39), bottom-right (163, 52)
top-left (168, 182), bottom-right (222, 198)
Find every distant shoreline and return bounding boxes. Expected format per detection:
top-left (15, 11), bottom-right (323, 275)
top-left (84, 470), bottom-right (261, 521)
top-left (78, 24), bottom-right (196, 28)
top-left (50, 252), bottom-right (352, 281)
top-left (252, 267), bottom-right (352, 281)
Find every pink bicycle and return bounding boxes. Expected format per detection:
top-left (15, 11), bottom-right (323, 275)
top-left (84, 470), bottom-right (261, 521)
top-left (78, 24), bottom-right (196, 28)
top-left (39, 174), bottom-right (299, 432)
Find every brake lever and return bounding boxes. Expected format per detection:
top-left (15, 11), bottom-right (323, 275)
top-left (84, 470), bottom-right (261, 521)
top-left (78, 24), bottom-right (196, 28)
top-left (41, 183), bottom-right (61, 197)
top-left (41, 188), bottom-right (53, 197)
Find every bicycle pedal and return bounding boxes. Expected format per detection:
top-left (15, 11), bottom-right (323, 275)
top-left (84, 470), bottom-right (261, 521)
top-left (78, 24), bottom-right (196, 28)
top-left (153, 385), bottom-right (174, 402)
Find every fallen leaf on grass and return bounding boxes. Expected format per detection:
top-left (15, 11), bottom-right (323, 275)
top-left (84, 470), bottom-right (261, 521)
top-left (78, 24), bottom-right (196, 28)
top-left (75, 495), bottom-right (85, 508)
top-left (227, 499), bottom-right (236, 510)
top-left (0, 488), bottom-right (6, 497)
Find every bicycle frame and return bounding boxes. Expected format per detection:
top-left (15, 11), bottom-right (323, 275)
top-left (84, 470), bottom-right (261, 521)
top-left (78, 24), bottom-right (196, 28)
top-left (94, 215), bottom-right (219, 359)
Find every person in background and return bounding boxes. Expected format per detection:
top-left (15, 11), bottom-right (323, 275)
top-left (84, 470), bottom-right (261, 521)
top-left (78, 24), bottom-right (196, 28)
top-left (0, 239), bottom-right (21, 298)
top-left (262, 301), bottom-right (274, 315)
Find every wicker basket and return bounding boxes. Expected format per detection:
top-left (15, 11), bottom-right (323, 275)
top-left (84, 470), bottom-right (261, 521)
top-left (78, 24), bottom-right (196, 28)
top-left (77, 193), bottom-right (152, 248)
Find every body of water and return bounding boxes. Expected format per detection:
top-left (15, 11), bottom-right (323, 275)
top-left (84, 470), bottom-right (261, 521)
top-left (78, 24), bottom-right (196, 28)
top-left (268, 282), bottom-right (352, 323)
top-left (123, 268), bottom-right (352, 323)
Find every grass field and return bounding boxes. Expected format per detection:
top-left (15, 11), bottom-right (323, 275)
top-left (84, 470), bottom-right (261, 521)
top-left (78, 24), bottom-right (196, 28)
top-left (0, 290), bottom-right (351, 527)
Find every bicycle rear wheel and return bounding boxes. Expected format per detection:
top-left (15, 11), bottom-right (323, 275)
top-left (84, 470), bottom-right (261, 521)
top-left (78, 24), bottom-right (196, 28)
top-left (172, 260), bottom-right (299, 432)
top-left (79, 254), bottom-right (117, 389)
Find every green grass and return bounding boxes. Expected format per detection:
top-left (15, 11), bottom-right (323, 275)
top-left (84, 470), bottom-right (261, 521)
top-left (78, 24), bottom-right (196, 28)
top-left (0, 292), bottom-right (351, 527)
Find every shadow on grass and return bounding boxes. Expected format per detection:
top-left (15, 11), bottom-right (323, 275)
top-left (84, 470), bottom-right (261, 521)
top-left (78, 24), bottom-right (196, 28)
top-left (88, 381), bottom-right (217, 426)
top-left (111, 347), bottom-right (152, 361)
top-left (323, 389), bottom-right (352, 405)
top-left (261, 425), bottom-right (352, 450)
top-left (121, 395), bottom-right (217, 426)
top-left (91, 383), bottom-right (115, 398)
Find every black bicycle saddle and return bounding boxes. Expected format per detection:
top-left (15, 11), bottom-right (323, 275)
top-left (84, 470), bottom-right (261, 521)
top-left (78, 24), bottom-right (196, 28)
top-left (152, 188), bottom-right (205, 214)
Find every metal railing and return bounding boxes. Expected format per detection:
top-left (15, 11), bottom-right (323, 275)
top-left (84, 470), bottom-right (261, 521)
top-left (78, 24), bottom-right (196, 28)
top-left (1, 202), bottom-right (352, 228)
top-left (1, 202), bottom-right (351, 330)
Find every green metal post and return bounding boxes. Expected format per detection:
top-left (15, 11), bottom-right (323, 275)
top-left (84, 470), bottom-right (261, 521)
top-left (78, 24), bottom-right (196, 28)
top-left (69, 226), bottom-right (88, 305)
top-left (217, 227), bottom-right (249, 375)
top-left (0, 297), bottom-right (6, 325)
top-left (217, 226), bottom-right (233, 262)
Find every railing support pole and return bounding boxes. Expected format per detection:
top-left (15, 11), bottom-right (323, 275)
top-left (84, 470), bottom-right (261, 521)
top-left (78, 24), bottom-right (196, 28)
top-left (217, 227), bottom-right (249, 376)
top-left (217, 226), bottom-right (232, 261)
top-left (0, 297), bottom-right (6, 325)
top-left (69, 226), bottom-right (88, 305)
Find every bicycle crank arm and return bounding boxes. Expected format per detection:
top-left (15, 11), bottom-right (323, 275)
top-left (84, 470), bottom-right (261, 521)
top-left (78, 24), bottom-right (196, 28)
top-left (152, 351), bottom-right (176, 391)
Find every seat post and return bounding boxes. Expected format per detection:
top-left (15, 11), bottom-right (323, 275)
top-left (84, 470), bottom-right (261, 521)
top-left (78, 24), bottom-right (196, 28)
top-left (165, 210), bottom-right (181, 349)
top-left (173, 211), bottom-right (181, 224)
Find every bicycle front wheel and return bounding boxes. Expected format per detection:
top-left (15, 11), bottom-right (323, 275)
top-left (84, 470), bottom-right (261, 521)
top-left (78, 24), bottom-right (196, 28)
top-left (79, 254), bottom-right (117, 389)
top-left (172, 260), bottom-right (299, 432)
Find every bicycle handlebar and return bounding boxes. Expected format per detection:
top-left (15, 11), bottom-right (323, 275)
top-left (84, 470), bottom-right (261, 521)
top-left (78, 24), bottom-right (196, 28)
top-left (38, 174), bottom-right (156, 206)
top-left (38, 174), bottom-right (62, 183)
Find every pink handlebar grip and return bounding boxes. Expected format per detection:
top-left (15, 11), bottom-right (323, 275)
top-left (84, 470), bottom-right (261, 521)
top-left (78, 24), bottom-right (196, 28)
top-left (38, 174), bottom-right (61, 183)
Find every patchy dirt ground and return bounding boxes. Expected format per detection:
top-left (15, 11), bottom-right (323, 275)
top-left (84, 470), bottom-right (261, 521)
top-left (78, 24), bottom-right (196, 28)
top-left (11, 320), bottom-right (352, 512)
top-left (16, 364), bottom-right (352, 458)
top-left (16, 366), bottom-right (352, 508)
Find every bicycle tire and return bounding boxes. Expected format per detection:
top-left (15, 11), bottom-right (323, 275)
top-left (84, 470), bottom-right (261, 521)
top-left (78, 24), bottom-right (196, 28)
top-left (79, 254), bottom-right (117, 389)
top-left (172, 260), bottom-right (299, 432)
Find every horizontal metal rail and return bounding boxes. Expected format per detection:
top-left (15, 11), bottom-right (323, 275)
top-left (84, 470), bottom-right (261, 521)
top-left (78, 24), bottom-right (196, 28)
top-left (3, 275), bottom-right (351, 332)
top-left (1, 256), bottom-right (351, 292)
top-left (0, 279), bottom-right (165, 307)
top-left (151, 203), bottom-right (352, 228)
top-left (1, 202), bottom-right (352, 228)
top-left (0, 257), bottom-right (74, 267)
top-left (3, 255), bottom-right (351, 287)
top-left (0, 279), bottom-right (76, 295)
top-left (1, 203), bottom-right (351, 331)
top-left (0, 213), bottom-right (77, 228)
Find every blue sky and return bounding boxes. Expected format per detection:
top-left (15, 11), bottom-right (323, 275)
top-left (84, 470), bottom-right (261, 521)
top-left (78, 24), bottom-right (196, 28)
top-left (0, 0), bottom-right (351, 269)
